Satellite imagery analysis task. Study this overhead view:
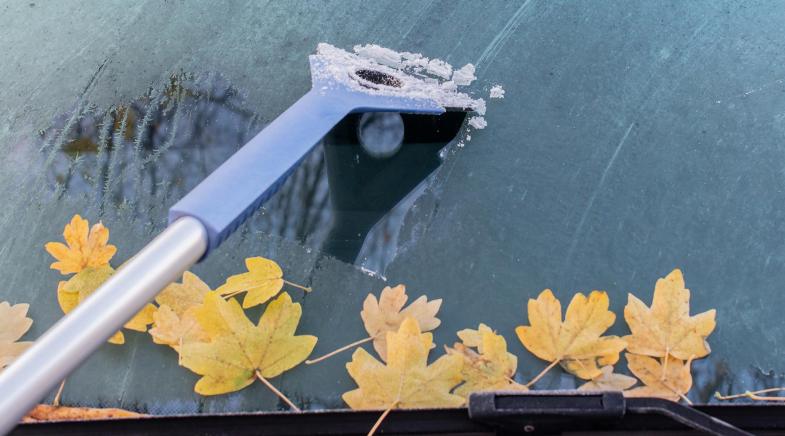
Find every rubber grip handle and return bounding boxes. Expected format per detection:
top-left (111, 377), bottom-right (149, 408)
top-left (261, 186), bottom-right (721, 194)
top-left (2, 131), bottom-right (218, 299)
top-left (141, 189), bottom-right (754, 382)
top-left (169, 89), bottom-right (351, 256)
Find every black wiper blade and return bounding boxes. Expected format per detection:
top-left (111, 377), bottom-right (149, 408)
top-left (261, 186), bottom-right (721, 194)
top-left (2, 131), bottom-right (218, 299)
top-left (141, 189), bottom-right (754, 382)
top-left (468, 390), bottom-right (752, 436)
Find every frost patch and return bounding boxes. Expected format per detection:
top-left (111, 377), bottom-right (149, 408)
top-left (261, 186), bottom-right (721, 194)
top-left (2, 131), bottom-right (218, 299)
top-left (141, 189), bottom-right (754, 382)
top-left (315, 44), bottom-right (502, 140)
top-left (468, 116), bottom-right (487, 130)
top-left (314, 43), bottom-right (485, 115)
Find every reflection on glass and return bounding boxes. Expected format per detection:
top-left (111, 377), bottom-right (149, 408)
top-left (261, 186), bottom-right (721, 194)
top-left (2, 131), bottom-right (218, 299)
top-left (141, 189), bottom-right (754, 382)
top-left (40, 74), bottom-right (332, 249)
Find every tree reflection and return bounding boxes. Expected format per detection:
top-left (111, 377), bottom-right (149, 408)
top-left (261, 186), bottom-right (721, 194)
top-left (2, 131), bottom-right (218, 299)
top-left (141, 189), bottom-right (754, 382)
top-left (42, 73), bottom-right (332, 247)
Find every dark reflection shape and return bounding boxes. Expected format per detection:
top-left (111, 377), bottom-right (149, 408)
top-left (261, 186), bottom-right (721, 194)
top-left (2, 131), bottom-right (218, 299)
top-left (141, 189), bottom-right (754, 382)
top-left (322, 111), bottom-right (467, 263)
top-left (357, 112), bottom-right (404, 158)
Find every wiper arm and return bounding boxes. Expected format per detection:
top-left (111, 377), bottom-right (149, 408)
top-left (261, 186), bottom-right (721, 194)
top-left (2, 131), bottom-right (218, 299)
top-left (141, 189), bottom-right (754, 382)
top-left (468, 390), bottom-right (752, 436)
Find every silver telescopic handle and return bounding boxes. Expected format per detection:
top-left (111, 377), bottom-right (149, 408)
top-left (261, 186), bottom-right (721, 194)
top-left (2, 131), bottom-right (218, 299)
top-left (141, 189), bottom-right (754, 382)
top-left (0, 217), bottom-right (208, 435)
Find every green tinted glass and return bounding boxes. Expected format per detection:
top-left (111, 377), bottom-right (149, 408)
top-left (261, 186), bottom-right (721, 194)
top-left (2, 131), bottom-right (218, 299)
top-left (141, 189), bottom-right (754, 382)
top-left (1, 1), bottom-right (783, 415)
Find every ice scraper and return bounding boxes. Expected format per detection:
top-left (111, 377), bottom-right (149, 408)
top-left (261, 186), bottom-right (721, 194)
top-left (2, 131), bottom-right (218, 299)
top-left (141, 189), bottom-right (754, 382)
top-left (0, 43), bottom-right (482, 433)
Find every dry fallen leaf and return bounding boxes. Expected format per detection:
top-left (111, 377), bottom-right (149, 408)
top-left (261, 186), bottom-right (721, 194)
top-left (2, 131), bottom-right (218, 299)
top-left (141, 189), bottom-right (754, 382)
top-left (156, 271), bottom-right (211, 314)
top-left (515, 289), bottom-right (626, 381)
top-left (624, 269), bottom-right (715, 360)
top-left (45, 215), bottom-right (117, 275)
top-left (306, 284), bottom-right (442, 365)
top-left (216, 257), bottom-right (309, 308)
top-left (447, 323), bottom-right (526, 397)
top-left (150, 271), bottom-right (210, 347)
top-left (343, 317), bottom-right (464, 409)
top-left (362, 285), bottom-right (442, 362)
top-left (0, 301), bottom-right (33, 371)
top-left (578, 365), bottom-right (637, 391)
top-left (150, 307), bottom-right (207, 349)
top-left (58, 265), bottom-right (156, 345)
top-left (624, 353), bottom-right (692, 402)
top-left (22, 404), bottom-right (144, 422)
top-left (178, 292), bottom-right (316, 407)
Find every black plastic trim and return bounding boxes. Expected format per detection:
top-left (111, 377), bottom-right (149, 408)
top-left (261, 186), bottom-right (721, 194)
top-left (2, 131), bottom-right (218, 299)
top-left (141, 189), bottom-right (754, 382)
top-left (10, 399), bottom-right (785, 435)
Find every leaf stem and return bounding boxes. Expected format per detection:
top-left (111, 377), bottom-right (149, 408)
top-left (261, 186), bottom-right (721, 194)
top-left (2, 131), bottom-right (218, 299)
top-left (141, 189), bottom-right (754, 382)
top-left (306, 336), bottom-right (374, 365)
top-left (221, 277), bottom-right (311, 300)
top-left (675, 390), bottom-right (693, 405)
top-left (255, 371), bottom-right (301, 412)
top-left (746, 393), bottom-right (785, 401)
top-left (715, 388), bottom-right (785, 401)
top-left (52, 379), bottom-right (66, 407)
top-left (525, 360), bottom-right (560, 388)
top-left (661, 351), bottom-right (669, 381)
top-left (220, 289), bottom-right (243, 300)
top-left (660, 380), bottom-right (692, 405)
top-left (284, 280), bottom-right (311, 293)
top-left (368, 402), bottom-right (397, 436)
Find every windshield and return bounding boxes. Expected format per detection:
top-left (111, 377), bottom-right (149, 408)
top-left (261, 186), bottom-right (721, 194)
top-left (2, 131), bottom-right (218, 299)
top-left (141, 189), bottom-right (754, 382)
top-left (0, 0), bottom-right (781, 417)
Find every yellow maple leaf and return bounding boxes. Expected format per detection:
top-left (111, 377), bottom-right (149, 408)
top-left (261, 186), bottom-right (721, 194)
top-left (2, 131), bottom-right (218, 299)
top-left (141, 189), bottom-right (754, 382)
top-left (58, 265), bottom-right (156, 345)
top-left (156, 271), bottom-right (211, 314)
top-left (178, 292), bottom-right (317, 406)
top-left (624, 269), bottom-right (716, 360)
top-left (0, 301), bottom-right (33, 371)
top-left (447, 323), bottom-right (526, 397)
top-left (361, 284), bottom-right (442, 361)
top-left (343, 317), bottom-right (464, 409)
top-left (578, 365), bottom-right (637, 391)
top-left (45, 215), bottom-right (117, 275)
top-left (624, 353), bottom-right (692, 402)
top-left (216, 257), bottom-right (309, 308)
top-left (515, 289), bottom-right (626, 381)
top-left (150, 307), bottom-right (207, 349)
top-left (150, 272), bottom-right (211, 347)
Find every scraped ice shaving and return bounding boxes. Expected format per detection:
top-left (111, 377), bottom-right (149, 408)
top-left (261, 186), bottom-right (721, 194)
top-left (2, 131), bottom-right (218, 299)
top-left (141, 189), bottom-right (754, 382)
top-left (452, 64), bottom-right (476, 86)
top-left (440, 81), bottom-right (457, 92)
top-left (353, 44), bottom-right (431, 71)
top-left (468, 116), bottom-right (487, 130)
top-left (353, 44), bottom-right (401, 67)
top-left (426, 59), bottom-right (453, 79)
top-left (473, 99), bottom-right (487, 117)
top-left (313, 43), bottom-right (485, 114)
top-left (401, 51), bottom-right (429, 71)
top-left (490, 85), bottom-right (505, 99)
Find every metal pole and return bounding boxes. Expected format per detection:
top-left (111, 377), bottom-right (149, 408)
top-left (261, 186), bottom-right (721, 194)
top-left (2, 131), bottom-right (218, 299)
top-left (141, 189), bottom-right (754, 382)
top-left (0, 217), bottom-right (208, 435)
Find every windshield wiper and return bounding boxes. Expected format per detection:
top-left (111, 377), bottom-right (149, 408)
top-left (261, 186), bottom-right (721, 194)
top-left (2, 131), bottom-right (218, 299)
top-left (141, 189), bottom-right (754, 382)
top-left (469, 390), bottom-right (752, 436)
